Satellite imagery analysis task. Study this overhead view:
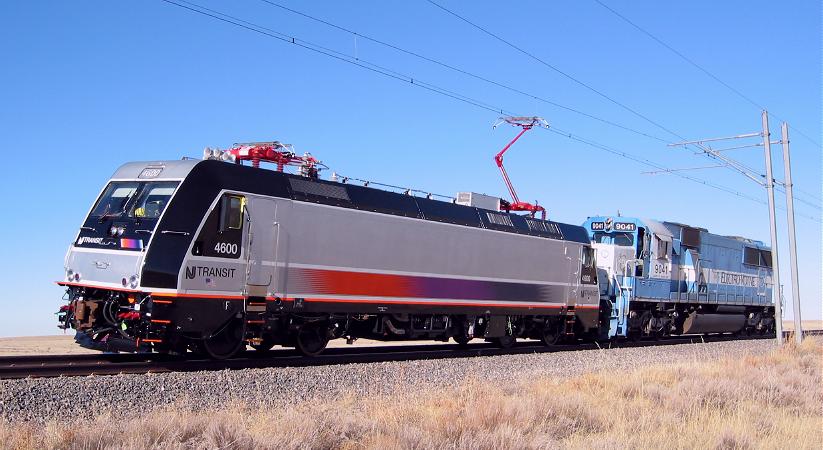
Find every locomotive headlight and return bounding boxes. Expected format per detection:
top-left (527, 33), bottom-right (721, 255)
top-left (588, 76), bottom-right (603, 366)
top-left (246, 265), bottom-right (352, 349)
top-left (221, 152), bottom-right (236, 163)
top-left (66, 269), bottom-right (74, 281)
top-left (73, 272), bottom-right (81, 282)
top-left (129, 275), bottom-right (139, 289)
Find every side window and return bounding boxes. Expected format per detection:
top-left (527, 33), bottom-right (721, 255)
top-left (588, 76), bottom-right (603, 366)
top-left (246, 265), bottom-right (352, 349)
top-left (582, 246), bottom-right (595, 268)
top-left (219, 195), bottom-right (244, 231)
top-left (191, 194), bottom-right (245, 259)
top-left (580, 246), bottom-right (597, 285)
top-left (743, 247), bottom-right (771, 267)
top-left (656, 237), bottom-right (670, 260)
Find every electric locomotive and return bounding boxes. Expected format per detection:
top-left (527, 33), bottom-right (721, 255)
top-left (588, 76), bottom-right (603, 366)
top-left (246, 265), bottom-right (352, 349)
top-left (57, 142), bottom-right (601, 358)
top-left (582, 216), bottom-right (776, 339)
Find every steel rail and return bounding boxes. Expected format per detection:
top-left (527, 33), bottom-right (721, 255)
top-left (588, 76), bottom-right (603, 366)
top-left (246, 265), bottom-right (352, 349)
top-left (1, 330), bottom-right (819, 380)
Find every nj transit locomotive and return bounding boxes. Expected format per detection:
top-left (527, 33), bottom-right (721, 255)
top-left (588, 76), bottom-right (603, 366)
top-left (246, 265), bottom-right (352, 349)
top-left (56, 143), bottom-right (774, 358)
top-left (57, 144), bottom-right (601, 358)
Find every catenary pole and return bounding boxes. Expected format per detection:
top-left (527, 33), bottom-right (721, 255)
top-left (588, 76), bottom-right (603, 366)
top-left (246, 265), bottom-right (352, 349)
top-left (762, 110), bottom-right (783, 344)
top-left (781, 122), bottom-right (803, 343)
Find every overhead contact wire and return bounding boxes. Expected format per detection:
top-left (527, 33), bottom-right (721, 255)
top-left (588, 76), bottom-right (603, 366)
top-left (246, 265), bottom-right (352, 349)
top-left (424, 0), bottom-right (691, 143)
top-left (592, 0), bottom-right (822, 149)
top-left (158, 0), bottom-right (821, 223)
top-left (257, 0), bottom-right (669, 143)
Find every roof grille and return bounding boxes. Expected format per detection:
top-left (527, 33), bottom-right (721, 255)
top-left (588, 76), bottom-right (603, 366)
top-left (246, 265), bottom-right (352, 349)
top-left (485, 212), bottom-right (513, 227)
top-left (525, 218), bottom-right (561, 236)
top-left (290, 178), bottom-right (350, 201)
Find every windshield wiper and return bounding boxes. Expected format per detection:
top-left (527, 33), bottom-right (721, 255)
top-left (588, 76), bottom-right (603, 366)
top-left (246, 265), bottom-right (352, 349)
top-left (97, 204), bottom-right (112, 223)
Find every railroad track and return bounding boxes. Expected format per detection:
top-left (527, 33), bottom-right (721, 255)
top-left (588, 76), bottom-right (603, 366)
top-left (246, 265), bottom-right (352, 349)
top-left (1, 330), bottom-right (819, 380)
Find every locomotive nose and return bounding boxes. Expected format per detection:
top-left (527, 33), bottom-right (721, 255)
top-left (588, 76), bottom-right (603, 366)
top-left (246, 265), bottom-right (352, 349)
top-left (65, 247), bottom-right (143, 289)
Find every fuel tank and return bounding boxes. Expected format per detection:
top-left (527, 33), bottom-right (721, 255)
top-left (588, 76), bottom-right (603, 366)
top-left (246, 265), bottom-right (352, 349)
top-left (682, 313), bottom-right (745, 334)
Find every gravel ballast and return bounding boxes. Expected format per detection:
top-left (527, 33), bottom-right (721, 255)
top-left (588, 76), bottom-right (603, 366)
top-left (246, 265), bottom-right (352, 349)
top-left (0, 339), bottom-right (778, 423)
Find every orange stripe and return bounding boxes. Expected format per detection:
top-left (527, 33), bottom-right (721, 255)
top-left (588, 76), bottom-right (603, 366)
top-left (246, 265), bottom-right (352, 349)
top-left (155, 293), bottom-right (599, 311)
top-left (150, 319), bottom-right (171, 324)
top-left (143, 339), bottom-right (163, 343)
top-left (152, 299), bottom-right (173, 304)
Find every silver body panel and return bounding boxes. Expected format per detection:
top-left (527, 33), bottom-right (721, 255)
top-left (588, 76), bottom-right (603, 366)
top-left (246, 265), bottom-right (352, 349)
top-left (179, 194), bottom-right (598, 309)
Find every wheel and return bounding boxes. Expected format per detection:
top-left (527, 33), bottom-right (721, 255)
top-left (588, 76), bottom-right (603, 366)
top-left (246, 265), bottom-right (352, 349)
top-left (541, 323), bottom-right (563, 346)
top-left (453, 334), bottom-right (472, 347)
top-left (295, 323), bottom-right (329, 357)
top-left (250, 337), bottom-right (275, 352)
top-left (200, 318), bottom-right (246, 360)
top-left (639, 311), bottom-right (653, 338)
top-left (494, 334), bottom-right (516, 349)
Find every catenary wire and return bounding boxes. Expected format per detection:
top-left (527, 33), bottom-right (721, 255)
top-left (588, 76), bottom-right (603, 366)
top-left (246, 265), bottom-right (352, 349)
top-left (591, 0), bottom-right (822, 150)
top-left (424, 0), bottom-right (691, 143)
top-left (424, 0), bottom-right (821, 216)
top-left (164, 0), bottom-right (506, 114)
top-left (256, 0), bottom-right (669, 144)
top-left (158, 0), bottom-right (821, 223)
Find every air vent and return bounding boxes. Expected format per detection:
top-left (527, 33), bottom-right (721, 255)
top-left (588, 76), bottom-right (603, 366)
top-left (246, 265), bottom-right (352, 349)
top-left (290, 178), bottom-right (350, 201)
top-left (485, 212), bottom-right (513, 227)
top-left (525, 218), bottom-right (561, 236)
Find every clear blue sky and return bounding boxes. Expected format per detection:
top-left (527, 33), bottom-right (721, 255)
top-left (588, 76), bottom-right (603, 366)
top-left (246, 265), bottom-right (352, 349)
top-left (0, 1), bottom-right (819, 337)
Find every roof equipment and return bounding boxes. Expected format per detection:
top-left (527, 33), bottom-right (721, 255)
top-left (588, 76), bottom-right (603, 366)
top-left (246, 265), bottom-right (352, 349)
top-left (492, 116), bottom-right (549, 219)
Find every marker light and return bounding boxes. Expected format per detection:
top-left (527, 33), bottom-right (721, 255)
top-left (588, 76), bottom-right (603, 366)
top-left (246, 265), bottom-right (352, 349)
top-left (66, 269), bottom-right (74, 281)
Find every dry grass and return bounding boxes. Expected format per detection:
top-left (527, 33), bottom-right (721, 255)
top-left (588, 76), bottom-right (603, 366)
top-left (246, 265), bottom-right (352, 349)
top-left (2, 339), bottom-right (821, 450)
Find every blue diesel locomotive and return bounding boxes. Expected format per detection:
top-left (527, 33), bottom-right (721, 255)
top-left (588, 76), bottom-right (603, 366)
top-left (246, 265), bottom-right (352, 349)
top-left (582, 216), bottom-right (776, 339)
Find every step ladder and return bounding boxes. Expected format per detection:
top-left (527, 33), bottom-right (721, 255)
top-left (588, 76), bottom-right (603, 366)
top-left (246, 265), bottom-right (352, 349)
top-left (564, 306), bottom-right (576, 336)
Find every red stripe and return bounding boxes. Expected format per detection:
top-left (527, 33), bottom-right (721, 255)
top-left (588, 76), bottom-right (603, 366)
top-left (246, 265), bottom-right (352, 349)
top-left (151, 292), bottom-right (245, 300)
top-left (294, 297), bottom-right (598, 309)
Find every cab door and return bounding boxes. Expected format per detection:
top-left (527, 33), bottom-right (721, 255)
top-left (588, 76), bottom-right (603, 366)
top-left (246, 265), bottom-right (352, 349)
top-left (243, 198), bottom-right (277, 298)
top-left (565, 244), bottom-right (579, 308)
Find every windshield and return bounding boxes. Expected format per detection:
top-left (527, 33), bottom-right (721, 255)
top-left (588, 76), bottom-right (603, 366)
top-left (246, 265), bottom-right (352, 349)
top-left (592, 231), bottom-right (635, 247)
top-left (89, 181), bottom-right (179, 220)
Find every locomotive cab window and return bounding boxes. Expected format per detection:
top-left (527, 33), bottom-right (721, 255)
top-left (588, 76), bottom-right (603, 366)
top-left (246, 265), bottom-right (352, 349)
top-left (191, 194), bottom-right (245, 259)
top-left (580, 246), bottom-right (598, 285)
top-left (582, 246), bottom-right (595, 268)
top-left (656, 237), bottom-right (670, 260)
top-left (219, 195), bottom-right (244, 232)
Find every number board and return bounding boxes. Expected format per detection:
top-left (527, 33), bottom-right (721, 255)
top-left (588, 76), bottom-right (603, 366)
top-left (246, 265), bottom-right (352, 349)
top-left (613, 222), bottom-right (636, 232)
top-left (138, 167), bottom-right (164, 179)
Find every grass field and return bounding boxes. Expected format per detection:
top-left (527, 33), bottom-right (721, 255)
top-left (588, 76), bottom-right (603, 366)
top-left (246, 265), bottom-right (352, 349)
top-left (2, 338), bottom-right (820, 449)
